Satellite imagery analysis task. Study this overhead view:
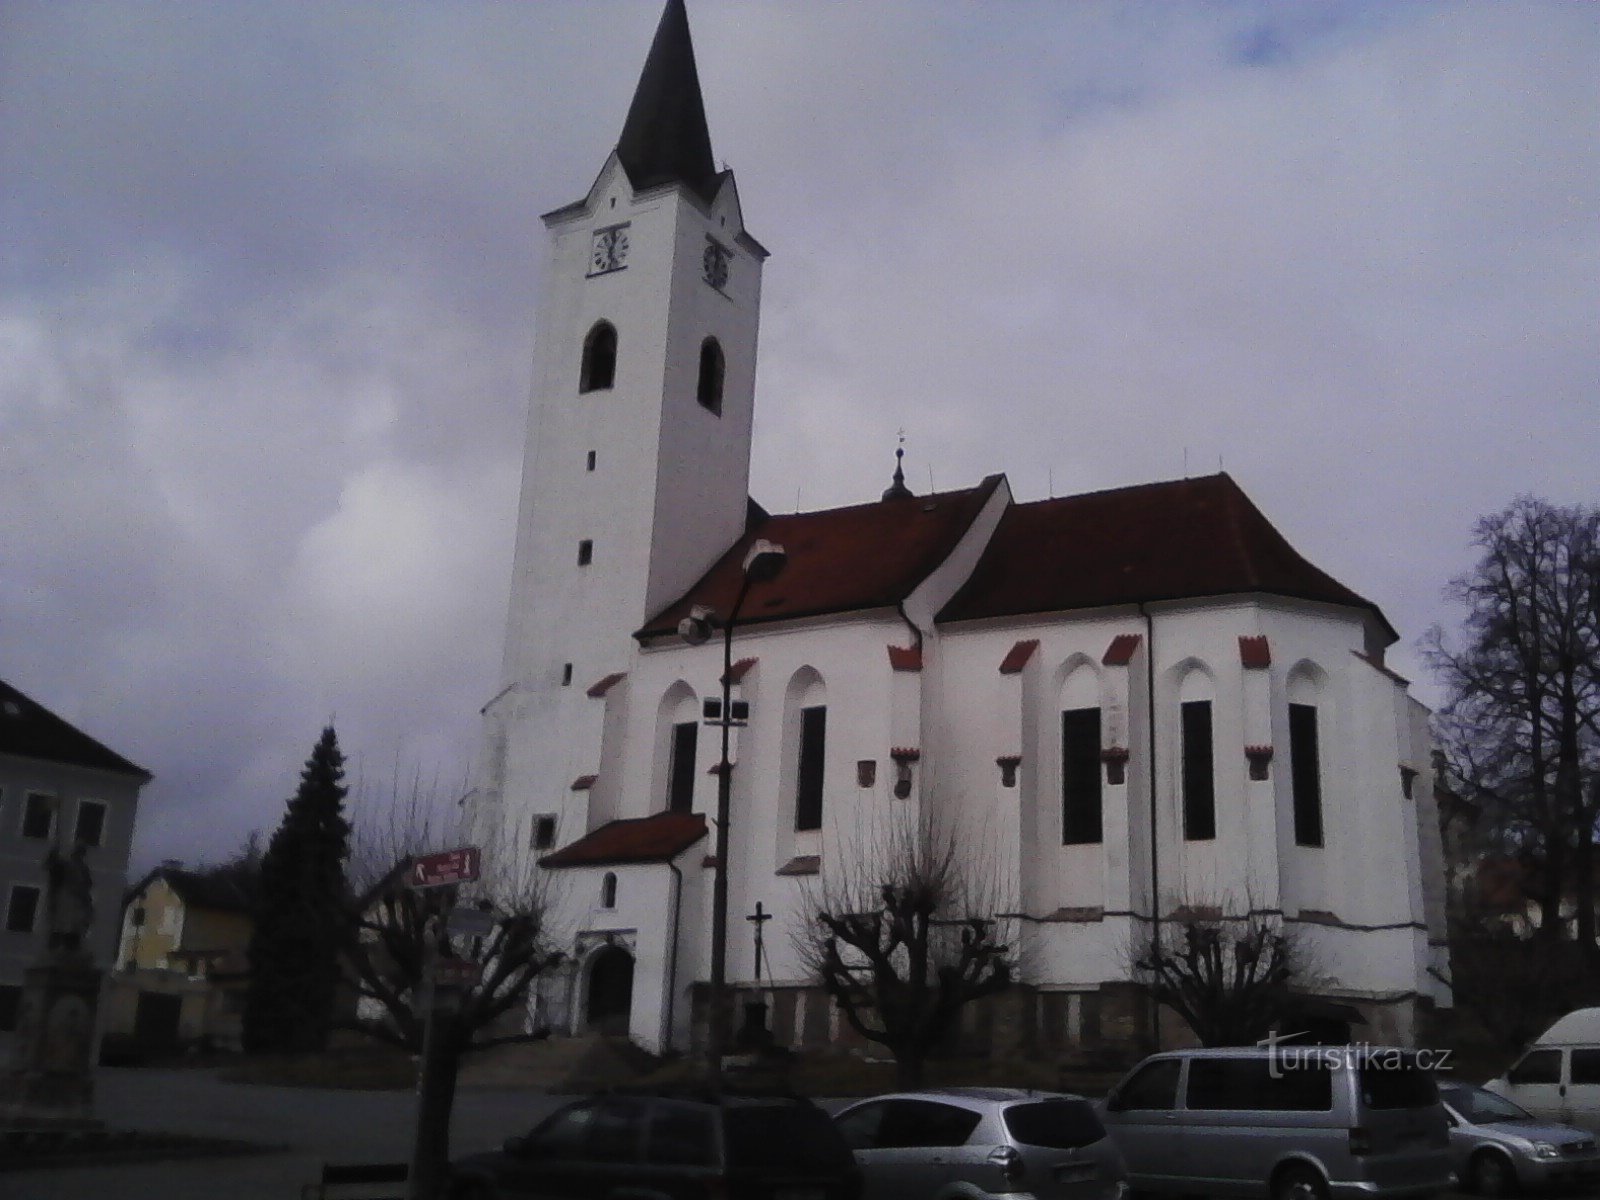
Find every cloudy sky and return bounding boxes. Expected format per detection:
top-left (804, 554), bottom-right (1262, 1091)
top-left (3, 1), bottom-right (1595, 873)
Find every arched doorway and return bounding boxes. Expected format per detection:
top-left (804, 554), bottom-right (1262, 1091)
top-left (586, 945), bottom-right (634, 1036)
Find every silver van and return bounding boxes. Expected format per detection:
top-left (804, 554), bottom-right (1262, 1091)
top-left (1098, 1047), bottom-right (1453, 1199)
top-left (1483, 1006), bottom-right (1600, 1136)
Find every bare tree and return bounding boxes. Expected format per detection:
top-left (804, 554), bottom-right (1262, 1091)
top-left (338, 769), bottom-right (561, 1197)
top-left (1424, 496), bottom-right (1600, 959)
top-left (1130, 904), bottom-right (1311, 1047)
top-left (796, 814), bottom-right (1013, 1088)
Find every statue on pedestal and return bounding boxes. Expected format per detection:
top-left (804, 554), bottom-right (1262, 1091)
top-left (44, 842), bottom-right (95, 956)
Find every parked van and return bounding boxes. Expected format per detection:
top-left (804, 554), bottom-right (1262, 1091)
top-left (1484, 1006), bottom-right (1600, 1136)
top-left (1099, 1047), bottom-right (1453, 1199)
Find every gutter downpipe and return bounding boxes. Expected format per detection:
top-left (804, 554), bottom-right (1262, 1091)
top-left (1140, 602), bottom-right (1161, 1052)
top-left (665, 859), bottom-right (684, 1054)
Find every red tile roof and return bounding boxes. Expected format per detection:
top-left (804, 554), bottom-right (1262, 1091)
top-left (1239, 635), bottom-right (1272, 669)
top-left (586, 672), bottom-right (627, 698)
top-left (887, 645), bottom-right (923, 671)
top-left (1103, 634), bottom-right (1142, 666)
top-left (939, 474), bottom-right (1394, 641)
top-left (638, 476), bottom-right (1005, 638)
top-left (571, 774), bottom-right (597, 791)
top-left (539, 811), bottom-right (707, 869)
top-left (724, 657), bottom-right (757, 685)
top-left (999, 639), bottom-right (1040, 674)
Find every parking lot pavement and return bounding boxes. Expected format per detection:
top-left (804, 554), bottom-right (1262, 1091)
top-left (3, 1067), bottom-right (569, 1200)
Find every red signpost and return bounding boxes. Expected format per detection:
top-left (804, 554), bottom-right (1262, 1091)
top-left (408, 846), bottom-right (481, 889)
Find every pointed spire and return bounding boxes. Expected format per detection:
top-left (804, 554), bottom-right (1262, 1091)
top-left (882, 446), bottom-right (913, 501)
top-left (616, 0), bottom-right (720, 203)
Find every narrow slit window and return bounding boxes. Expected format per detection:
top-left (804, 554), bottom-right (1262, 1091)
top-left (1182, 700), bottom-right (1216, 841)
top-left (577, 540), bottom-right (593, 566)
top-left (586, 451), bottom-right (597, 471)
top-left (1061, 707), bottom-right (1103, 844)
top-left (580, 322), bottom-right (617, 393)
top-left (531, 815), bottom-right (557, 851)
top-left (697, 338), bottom-right (725, 414)
top-left (795, 705), bottom-right (827, 831)
top-left (562, 663), bottom-right (573, 686)
top-left (667, 721), bottom-right (698, 813)
top-left (1290, 704), bottom-right (1324, 847)
top-left (601, 872), bottom-right (618, 909)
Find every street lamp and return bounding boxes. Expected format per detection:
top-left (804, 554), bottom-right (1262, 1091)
top-left (678, 538), bottom-right (786, 1082)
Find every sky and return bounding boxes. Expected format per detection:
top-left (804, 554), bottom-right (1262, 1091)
top-left (2, 1), bottom-right (1596, 874)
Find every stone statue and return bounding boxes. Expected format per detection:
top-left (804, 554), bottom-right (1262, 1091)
top-left (43, 842), bottom-right (94, 954)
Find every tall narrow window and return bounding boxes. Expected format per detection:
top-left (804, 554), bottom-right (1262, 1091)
top-left (601, 873), bottom-right (617, 909)
top-left (531, 815), bottom-right (557, 851)
top-left (577, 540), bottom-right (593, 566)
top-left (1290, 704), bottom-right (1324, 847)
top-left (697, 338), bottom-right (725, 414)
top-left (74, 800), bottom-right (107, 847)
top-left (580, 322), bottom-right (617, 393)
top-left (1181, 700), bottom-right (1216, 841)
top-left (795, 706), bottom-right (827, 831)
top-left (667, 721), bottom-right (698, 813)
top-left (22, 793), bottom-right (54, 840)
top-left (1061, 707), bottom-right (1103, 844)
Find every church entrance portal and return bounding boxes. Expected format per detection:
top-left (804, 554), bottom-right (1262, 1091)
top-left (585, 945), bottom-right (634, 1036)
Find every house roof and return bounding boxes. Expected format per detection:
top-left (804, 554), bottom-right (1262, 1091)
top-left (639, 475), bottom-right (1004, 639)
top-left (539, 811), bottom-right (708, 869)
top-left (939, 474), bottom-right (1395, 641)
top-left (127, 866), bottom-right (253, 915)
top-left (615, 0), bottom-right (722, 204)
top-left (0, 677), bottom-right (150, 780)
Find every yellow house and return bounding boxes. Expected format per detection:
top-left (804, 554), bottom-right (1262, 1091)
top-left (103, 865), bottom-right (253, 1054)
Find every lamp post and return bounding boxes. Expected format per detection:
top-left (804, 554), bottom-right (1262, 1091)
top-left (678, 538), bottom-right (786, 1083)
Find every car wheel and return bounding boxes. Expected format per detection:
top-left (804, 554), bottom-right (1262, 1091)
top-left (1271, 1164), bottom-right (1329, 1200)
top-left (1468, 1148), bottom-right (1518, 1197)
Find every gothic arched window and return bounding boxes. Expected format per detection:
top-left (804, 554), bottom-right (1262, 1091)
top-left (697, 337), bottom-right (724, 414)
top-left (580, 322), bottom-right (617, 393)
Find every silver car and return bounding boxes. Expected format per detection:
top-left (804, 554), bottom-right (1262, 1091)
top-left (1438, 1083), bottom-right (1600, 1196)
top-left (833, 1087), bottom-right (1127, 1200)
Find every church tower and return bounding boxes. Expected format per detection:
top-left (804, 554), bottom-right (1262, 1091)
top-left (479, 0), bottom-right (765, 852)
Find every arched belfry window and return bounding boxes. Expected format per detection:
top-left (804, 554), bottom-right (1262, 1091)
top-left (580, 322), bottom-right (617, 393)
top-left (697, 337), bottom-right (724, 415)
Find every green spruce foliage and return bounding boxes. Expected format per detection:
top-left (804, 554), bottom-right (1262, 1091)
top-left (243, 726), bottom-right (352, 1053)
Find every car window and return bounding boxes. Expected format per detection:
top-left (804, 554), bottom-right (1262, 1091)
top-left (1003, 1099), bottom-right (1104, 1149)
top-left (834, 1101), bottom-right (887, 1151)
top-left (725, 1102), bottom-right (855, 1172)
top-left (1508, 1049), bottom-right (1563, 1086)
top-left (1571, 1049), bottom-right (1600, 1086)
top-left (1441, 1086), bottom-right (1532, 1123)
top-left (587, 1096), bottom-right (648, 1162)
top-left (1188, 1058), bottom-right (1332, 1112)
top-left (646, 1100), bottom-right (716, 1167)
top-left (876, 1100), bottom-right (981, 1149)
top-left (1111, 1059), bottom-right (1182, 1111)
top-left (1358, 1057), bottom-right (1438, 1110)
top-left (530, 1100), bottom-right (600, 1157)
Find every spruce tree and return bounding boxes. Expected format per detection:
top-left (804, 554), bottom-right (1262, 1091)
top-left (243, 726), bottom-right (352, 1053)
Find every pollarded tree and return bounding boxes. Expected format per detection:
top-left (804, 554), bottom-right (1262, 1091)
top-left (243, 726), bottom-right (352, 1053)
top-left (797, 816), bottom-right (1013, 1088)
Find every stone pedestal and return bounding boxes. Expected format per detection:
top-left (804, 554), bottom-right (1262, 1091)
top-left (1, 955), bottom-right (104, 1131)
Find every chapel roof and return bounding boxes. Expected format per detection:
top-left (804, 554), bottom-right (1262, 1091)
top-left (539, 810), bottom-right (708, 869)
top-left (615, 0), bottom-right (722, 204)
top-left (637, 475), bottom-right (1005, 639)
top-left (939, 473), bottom-right (1395, 639)
top-left (0, 676), bottom-right (150, 780)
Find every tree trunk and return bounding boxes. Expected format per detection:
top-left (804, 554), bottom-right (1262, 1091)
top-left (895, 1049), bottom-right (925, 1090)
top-left (408, 1007), bottom-right (461, 1200)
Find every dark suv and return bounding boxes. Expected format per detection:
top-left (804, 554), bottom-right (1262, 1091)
top-left (450, 1088), bottom-right (862, 1199)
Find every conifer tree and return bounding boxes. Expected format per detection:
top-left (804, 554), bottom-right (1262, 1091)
top-left (243, 726), bottom-right (352, 1053)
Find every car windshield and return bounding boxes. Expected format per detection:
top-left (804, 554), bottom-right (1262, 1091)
top-left (1442, 1085), bottom-right (1534, 1124)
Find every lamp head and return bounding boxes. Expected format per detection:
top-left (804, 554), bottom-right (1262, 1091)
top-left (742, 539), bottom-right (787, 583)
top-left (677, 604), bottom-right (718, 646)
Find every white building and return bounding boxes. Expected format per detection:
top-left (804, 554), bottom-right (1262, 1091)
top-left (468, 0), bottom-right (1451, 1058)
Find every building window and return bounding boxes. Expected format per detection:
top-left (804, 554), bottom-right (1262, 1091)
top-left (1061, 707), bottom-right (1103, 844)
top-left (795, 705), bottom-right (827, 832)
top-left (1290, 703), bottom-right (1324, 847)
top-left (131, 905), bottom-right (146, 928)
top-left (0, 984), bottom-right (20, 1032)
top-left (6, 884), bottom-right (41, 934)
top-left (601, 872), bottom-right (618, 909)
top-left (586, 450), bottom-right (597, 471)
top-left (1181, 700), bottom-right (1216, 840)
top-left (531, 815), bottom-right (557, 851)
top-left (562, 663), bottom-right (573, 686)
top-left (577, 540), bottom-right (593, 566)
top-left (580, 322), bottom-right (617, 393)
top-left (75, 800), bottom-right (107, 847)
top-left (697, 338), bottom-right (725, 415)
top-left (667, 721), bottom-right (698, 813)
top-left (21, 792), bottom-right (54, 840)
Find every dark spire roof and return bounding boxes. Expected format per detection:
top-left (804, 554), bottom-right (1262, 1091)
top-left (882, 447), bottom-right (913, 501)
top-left (616, 0), bottom-right (720, 203)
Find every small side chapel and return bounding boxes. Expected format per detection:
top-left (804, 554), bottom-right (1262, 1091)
top-left (466, 0), bottom-right (1452, 1058)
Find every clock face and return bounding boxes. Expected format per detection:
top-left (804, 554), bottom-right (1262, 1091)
top-left (702, 240), bottom-right (730, 290)
top-left (590, 226), bottom-right (629, 275)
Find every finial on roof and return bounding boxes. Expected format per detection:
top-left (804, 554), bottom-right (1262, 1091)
top-left (882, 444), bottom-right (913, 501)
top-left (616, 0), bottom-right (720, 202)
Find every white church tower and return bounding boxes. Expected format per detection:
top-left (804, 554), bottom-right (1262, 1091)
top-left (477, 0), bottom-right (766, 857)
